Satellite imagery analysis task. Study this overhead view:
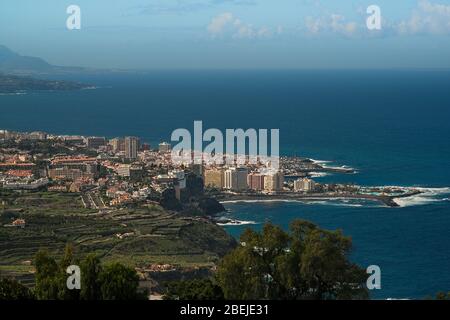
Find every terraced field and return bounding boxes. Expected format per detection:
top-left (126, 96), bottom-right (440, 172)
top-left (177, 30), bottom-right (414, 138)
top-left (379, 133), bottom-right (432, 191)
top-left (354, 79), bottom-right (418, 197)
top-left (0, 191), bottom-right (236, 284)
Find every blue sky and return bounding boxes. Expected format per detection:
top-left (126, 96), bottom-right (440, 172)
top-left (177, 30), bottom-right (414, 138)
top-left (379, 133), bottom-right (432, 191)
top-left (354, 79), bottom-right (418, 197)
top-left (1, 0), bottom-right (450, 69)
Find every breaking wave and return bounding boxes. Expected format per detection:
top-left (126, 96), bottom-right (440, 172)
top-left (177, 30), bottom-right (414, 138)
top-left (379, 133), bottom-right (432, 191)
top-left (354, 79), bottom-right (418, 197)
top-left (0, 92), bottom-right (27, 96)
top-left (392, 187), bottom-right (450, 207)
top-left (221, 198), bottom-right (378, 208)
top-left (309, 172), bottom-right (330, 178)
top-left (216, 219), bottom-right (258, 226)
top-left (221, 187), bottom-right (450, 209)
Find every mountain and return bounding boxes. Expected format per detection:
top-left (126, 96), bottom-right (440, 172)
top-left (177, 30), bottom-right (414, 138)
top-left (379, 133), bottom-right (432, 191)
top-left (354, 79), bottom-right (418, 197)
top-left (0, 45), bottom-right (92, 75)
top-left (0, 45), bottom-right (139, 92)
top-left (0, 45), bottom-right (94, 93)
top-left (0, 45), bottom-right (55, 74)
top-left (0, 45), bottom-right (143, 76)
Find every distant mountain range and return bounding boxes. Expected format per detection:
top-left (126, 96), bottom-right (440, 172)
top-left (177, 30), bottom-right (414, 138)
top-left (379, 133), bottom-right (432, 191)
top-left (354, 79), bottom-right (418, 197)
top-left (0, 45), bottom-right (88, 75)
top-left (0, 45), bottom-right (96, 93)
top-left (0, 45), bottom-right (146, 93)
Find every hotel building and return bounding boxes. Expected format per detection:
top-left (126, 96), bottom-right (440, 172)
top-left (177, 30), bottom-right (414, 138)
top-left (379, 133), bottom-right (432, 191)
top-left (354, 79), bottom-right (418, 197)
top-left (125, 137), bottom-right (140, 160)
top-left (85, 136), bottom-right (106, 149)
top-left (224, 167), bottom-right (248, 191)
top-left (204, 168), bottom-right (224, 189)
top-left (110, 138), bottom-right (125, 153)
top-left (264, 171), bottom-right (284, 192)
top-left (294, 178), bottom-right (316, 192)
top-left (159, 142), bottom-right (171, 153)
top-left (247, 172), bottom-right (265, 191)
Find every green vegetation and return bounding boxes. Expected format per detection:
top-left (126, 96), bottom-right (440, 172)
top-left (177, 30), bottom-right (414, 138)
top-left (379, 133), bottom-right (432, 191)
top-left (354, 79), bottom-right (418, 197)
top-left (163, 220), bottom-right (368, 300)
top-left (216, 220), bottom-right (369, 300)
top-left (2, 189), bottom-right (371, 301)
top-left (98, 263), bottom-right (143, 300)
top-left (0, 246), bottom-right (146, 300)
top-left (0, 191), bottom-right (236, 285)
top-left (0, 140), bottom-right (70, 158)
top-left (163, 220), bottom-right (369, 300)
top-left (0, 219), bottom-right (387, 301)
top-left (164, 279), bottom-right (224, 300)
top-left (0, 277), bottom-right (35, 300)
top-left (0, 139), bottom-right (98, 158)
top-left (0, 73), bottom-right (88, 94)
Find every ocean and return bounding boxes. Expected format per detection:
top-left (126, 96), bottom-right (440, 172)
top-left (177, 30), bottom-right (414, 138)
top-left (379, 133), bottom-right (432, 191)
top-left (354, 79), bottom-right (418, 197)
top-left (1, 70), bottom-right (450, 299)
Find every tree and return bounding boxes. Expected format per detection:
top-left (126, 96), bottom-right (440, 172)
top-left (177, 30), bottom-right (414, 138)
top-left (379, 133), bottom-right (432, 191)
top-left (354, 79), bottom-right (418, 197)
top-left (99, 263), bottom-right (144, 300)
top-left (160, 188), bottom-right (183, 211)
top-left (0, 277), bottom-right (35, 300)
top-left (33, 248), bottom-right (146, 300)
top-left (34, 247), bottom-right (80, 300)
top-left (163, 279), bottom-right (224, 300)
top-left (216, 220), bottom-right (369, 300)
top-left (34, 249), bottom-right (60, 300)
top-left (56, 244), bottom-right (80, 300)
top-left (80, 254), bottom-right (103, 300)
top-left (33, 244), bottom-right (80, 300)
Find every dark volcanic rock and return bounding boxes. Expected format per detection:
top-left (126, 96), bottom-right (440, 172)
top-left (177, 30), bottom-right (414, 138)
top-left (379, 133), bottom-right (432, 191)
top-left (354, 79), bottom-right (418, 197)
top-left (160, 188), bottom-right (183, 211)
top-left (198, 197), bottom-right (225, 215)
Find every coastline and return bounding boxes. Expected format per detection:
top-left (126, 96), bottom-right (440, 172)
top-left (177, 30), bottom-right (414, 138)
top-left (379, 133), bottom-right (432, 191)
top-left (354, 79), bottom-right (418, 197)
top-left (216, 190), bottom-right (423, 208)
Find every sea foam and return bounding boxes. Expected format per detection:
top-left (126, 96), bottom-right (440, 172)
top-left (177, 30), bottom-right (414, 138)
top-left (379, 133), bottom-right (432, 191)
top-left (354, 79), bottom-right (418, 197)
top-left (217, 219), bottom-right (258, 226)
top-left (392, 187), bottom-right (450, 207)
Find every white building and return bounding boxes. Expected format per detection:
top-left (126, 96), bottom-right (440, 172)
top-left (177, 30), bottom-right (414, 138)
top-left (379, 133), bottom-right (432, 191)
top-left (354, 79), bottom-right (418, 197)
top-left (2, 178), bottom-right (49, 190)
top-left (124, 137), bottom-right (139, 160)
top-left (159, 142), bottom-right (171, 153)
top-left (117, 165), bottom-right (131, 177)
top-left (169, 170), bottom-right (186, 189)
top-left (263, 171), bottom-right (284, 192)
top-left (294, 178), bottom-right (316, 192)
top-left (224, 167), bottom-right (248, 191)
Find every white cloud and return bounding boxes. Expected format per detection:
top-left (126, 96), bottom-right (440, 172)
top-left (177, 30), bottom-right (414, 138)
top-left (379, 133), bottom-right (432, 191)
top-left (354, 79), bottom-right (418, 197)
top-left (303, 1), bottom-right (450, 38)
top-left (305, 14), bottom-right (359, 37)
top-left (397, 0), bottom-right (450, 35)
top-left (207, 12), bottom-right (277, 39)
top-left (208, 1), bottom-right (450, 41)
top-left (330, 14), bottom-right (358, 35)
top-left (207, 12), bottom-right (234, 34)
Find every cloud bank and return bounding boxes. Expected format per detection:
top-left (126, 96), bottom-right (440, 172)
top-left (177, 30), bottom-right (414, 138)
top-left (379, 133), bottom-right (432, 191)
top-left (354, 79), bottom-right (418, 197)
top-left (207, 12), bottom-right (281, 39)
top-left (397, 0), bottom-right (450, 35)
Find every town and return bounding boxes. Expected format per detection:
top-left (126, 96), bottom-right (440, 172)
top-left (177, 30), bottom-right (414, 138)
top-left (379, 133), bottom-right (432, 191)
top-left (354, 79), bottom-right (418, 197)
top-left (0, 128), bottom-right (421, 216)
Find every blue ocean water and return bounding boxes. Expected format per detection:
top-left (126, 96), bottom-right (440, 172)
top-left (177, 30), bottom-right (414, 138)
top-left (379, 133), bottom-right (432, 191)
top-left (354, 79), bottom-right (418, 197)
top-left (1, 70), bottom-right (450, 299)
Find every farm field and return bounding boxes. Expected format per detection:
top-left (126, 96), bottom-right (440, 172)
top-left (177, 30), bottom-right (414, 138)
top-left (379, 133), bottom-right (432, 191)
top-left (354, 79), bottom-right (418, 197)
top-left (0, 191), bottom-right (236, 285)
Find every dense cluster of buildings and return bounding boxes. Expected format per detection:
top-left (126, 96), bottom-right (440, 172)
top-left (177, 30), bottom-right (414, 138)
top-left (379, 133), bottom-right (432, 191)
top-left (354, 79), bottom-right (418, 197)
top-left (0, 130), bottom-right (47, 141)
top-left (204, 167), bottom-right (287, 193)
top-left (48, 156), bottom-right (98, 180)
top-left (1, 129), bottom-right (321, 209)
